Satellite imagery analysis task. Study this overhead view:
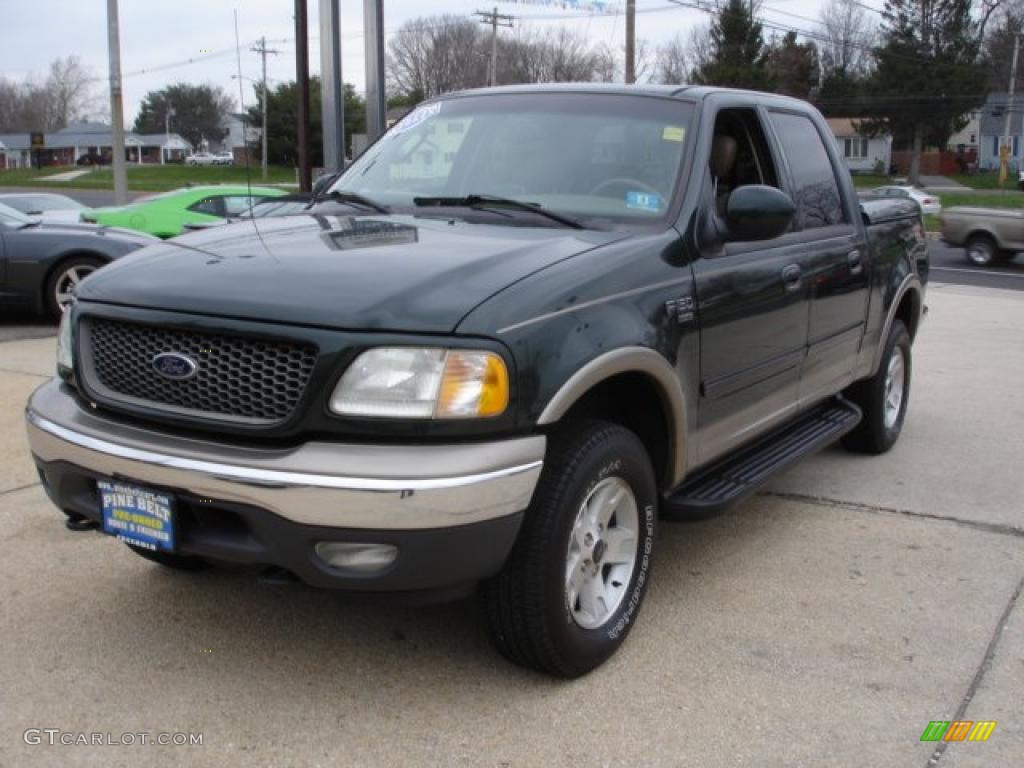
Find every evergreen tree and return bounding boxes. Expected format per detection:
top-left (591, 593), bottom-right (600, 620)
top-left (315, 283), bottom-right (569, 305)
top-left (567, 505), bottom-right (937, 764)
top-left (868, 0), bottom-right (987, 184)
top-left (692, 0), bottom-right (774, 90)
top-left (765, 31), bottom-right (819, 99)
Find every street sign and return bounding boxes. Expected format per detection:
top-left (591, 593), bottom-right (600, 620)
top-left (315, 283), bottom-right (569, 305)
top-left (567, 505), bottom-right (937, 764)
top-left (30, 132), bottom-right (45, 149)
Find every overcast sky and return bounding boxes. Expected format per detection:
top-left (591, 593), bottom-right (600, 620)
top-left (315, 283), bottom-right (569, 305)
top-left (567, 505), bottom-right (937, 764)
top-left (1, 0), bottom-right (843, 124)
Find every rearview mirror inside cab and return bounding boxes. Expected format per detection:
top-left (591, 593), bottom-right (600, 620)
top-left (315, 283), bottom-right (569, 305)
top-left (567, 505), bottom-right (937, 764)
top-left (725, 185), bottom-right (796, 242)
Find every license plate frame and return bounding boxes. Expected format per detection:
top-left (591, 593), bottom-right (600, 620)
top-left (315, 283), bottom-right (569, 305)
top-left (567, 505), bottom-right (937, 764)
top-left (98, 480), bottom-right (176, 553)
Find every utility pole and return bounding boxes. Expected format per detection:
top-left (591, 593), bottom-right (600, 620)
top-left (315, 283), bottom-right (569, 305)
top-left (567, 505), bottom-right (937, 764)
top-left (1001, 33), bottom-right (1020, 190)
top-left (294, 0), bottom-right (312, 191)
top-left (105, 0), bottom-right (128, 205)
top-left (625, 0), bottom-right (636, 84)
top-left (252, 37), bottom-right (280, 180)
top-left (364, 0), bottom-right (387, 141)
top-left (475, 8), bottom-right (513, 87)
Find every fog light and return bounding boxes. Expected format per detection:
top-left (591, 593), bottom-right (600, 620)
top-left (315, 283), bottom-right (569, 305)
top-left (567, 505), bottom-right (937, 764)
top-left (314, 542), bottom-right (398, 573)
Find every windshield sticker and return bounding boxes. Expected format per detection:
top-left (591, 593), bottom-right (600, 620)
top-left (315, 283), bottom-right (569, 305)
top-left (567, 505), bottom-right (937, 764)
top-left (626, 191), bottom-right (663, 212)
top-left (662, 125), bottom-right (685, 143)
top-left (391, 102), bottom-right (442, 136)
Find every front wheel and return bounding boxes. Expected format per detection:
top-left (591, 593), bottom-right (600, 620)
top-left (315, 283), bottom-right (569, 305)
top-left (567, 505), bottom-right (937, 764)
top-left (842, 319), bottom-right (912, 454)
top-left (484, 421), bottom-right (657, 678)
top-left (45, 256), bottom-right (104, 320)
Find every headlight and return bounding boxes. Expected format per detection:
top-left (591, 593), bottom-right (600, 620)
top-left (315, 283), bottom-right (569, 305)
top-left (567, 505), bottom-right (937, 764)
top-left (56, 304), bottom-right (74, 377)
top-left (330, 347), bottom-right (509, 419)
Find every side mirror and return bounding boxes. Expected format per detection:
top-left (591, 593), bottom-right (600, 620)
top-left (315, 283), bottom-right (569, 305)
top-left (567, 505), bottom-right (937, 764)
top-left (724, 185), bottom-right (796, 242)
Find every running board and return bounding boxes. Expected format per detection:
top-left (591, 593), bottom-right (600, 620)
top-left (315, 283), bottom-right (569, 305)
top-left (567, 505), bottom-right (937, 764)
top-left (663, 397), bottom-right (862, 519)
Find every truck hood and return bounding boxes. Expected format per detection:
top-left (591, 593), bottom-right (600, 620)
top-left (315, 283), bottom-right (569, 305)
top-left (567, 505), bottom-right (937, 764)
top-left (77, 213), bottom-right (627, 333)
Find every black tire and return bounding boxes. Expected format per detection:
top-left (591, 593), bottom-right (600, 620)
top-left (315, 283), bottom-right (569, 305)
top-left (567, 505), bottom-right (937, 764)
top-left (995, 250), bottom-right (1017, 265)
top-left (965, 235), bottom-right (997, 267)
top-left (126, 544), bottom-right (209, 571)
top-left (842, 319), bottom-right (912, 454)
top-left (45, 255), bottom-right (104, 320)
top-left (484, 421), bottom-right (658, 678)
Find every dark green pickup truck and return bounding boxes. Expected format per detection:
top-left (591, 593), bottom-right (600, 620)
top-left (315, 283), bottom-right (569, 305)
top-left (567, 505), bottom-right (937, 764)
top-left (26, 85), bottom-right (928, 677)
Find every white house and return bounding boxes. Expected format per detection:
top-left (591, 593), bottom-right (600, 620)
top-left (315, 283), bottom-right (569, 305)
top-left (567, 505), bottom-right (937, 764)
top-left (208, 113), bottom-right (260, 158)
top-left (978, 93), bottom-right (1023, 171)
top-left (826, 118), bottom-right (892, 174)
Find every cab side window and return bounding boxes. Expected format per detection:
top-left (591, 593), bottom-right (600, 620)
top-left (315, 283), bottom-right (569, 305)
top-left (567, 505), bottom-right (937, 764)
top-left (709, 108), bottom-right (780, 216)
top-left (767, 112), bottom-right (846, 230)
top-left (188, 196), bottom-right (223, 216)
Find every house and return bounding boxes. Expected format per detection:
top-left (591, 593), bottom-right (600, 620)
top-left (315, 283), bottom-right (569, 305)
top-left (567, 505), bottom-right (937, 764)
top-left (208, 113), bottom-right (260, 161)
top-left (978, 93), bottom-right (1023, 172)
top-left (0, 122), bottom-right (190, 168)
top-left (947, 110), bottom-right (980, 153)
top-left (826, 118), bottom-right (892, 174)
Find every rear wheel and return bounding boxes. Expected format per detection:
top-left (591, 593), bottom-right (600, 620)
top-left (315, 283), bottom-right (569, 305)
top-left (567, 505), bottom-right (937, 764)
top-left (965, 235), bottom-right (997, 267)
top-left (45, 256), bottom-right (104, 320)
top-left (842, 319), bottom-right (911, 454)
top-left (484, 421), bottom-right (657, 678)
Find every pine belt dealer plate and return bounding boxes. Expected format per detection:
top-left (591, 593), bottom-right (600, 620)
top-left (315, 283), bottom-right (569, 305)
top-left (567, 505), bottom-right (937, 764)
top-left (98, 480), bottom-right (176, 553)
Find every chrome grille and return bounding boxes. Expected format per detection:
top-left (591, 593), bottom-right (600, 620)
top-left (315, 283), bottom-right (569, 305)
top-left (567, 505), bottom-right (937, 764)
top-left (83, 318), bottom-right (318, 424)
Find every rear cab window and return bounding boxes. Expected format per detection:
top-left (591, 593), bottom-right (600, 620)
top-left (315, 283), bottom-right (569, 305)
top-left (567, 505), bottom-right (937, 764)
top-left (766, 111), bottom-right (849, 231)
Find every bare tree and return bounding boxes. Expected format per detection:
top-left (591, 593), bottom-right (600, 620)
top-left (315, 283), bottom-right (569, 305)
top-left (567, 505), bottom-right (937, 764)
top-left (388, 16), bottom-right (487, 98)
top-left (655, 33), bottom-right (689, 84)
top-left (44, 56), bottom-right (95, 129)
top-left (0, 56), bottom-right (98, 132)
top-left (818, 0), bottom-right (876, 78)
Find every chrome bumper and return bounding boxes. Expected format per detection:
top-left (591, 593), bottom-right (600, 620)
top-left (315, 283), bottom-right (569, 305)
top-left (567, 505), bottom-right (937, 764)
top-left (25, 380), bottom-right (544, 531)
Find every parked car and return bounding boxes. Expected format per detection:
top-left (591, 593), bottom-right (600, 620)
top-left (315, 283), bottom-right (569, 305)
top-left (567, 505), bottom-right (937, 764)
top-left (82, 185), bottom-right (287, 238)
top-left (25, 85), bottom-right (928, 677)
top-left (181, 194), bottom-right (313, 232)
top-left (0, 193), bottom-right (91, 224)
top-left (939, 206), bottom-right (1023, 266)
top-left (868, 185), bottom-right (941, 215)
top-left (185, 152), bottom-right (218, 166)
top-left (76, 152), bottom-right (108, 166)
top-left (214, 151), bottom-right (234, 166)
top-left (0, 202), bottom-right (156, 319)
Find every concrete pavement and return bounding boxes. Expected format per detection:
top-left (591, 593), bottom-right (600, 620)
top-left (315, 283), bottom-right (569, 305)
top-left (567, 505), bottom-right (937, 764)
top-left (0, 284), bottom-right (1021, 767)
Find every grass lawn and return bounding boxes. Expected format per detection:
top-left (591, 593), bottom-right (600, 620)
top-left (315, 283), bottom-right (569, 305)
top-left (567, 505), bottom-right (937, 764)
top-left (0, 164), bottom-right (297, 192)
top-left (938, 192), bottom-right (1024, 209)
top-left (850, 174), bottom-right (892, 189)
top-left (946, 173), bottom-right (1020, 190)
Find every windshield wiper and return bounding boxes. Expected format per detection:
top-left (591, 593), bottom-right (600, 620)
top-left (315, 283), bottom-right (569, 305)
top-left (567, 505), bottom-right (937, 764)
top-left (313, 189), bottom-right (390, 214)
top-left (413, 194), bottom-right (585, 230)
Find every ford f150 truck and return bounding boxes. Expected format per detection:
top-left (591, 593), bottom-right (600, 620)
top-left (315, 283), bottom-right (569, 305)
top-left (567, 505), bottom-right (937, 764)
top-left (25, 85), bottom-right (928, 678)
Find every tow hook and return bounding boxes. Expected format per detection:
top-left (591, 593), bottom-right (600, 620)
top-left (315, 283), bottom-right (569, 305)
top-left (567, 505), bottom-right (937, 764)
top-left (64, 511), bottom-right (98, 532)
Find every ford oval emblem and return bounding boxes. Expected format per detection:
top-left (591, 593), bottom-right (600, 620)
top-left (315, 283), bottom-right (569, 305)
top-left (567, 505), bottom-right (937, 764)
top-left (152, 352), bottom-right (198, 381)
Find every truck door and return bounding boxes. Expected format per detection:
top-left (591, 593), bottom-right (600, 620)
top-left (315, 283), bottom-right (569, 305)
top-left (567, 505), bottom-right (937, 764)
top-left (692, 105), bottom-right (811, 465)
top-left (764, 110), bottom-right (870, 405)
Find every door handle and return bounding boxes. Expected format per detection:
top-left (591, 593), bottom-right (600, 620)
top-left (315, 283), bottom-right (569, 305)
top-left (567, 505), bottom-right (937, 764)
top-left (847, 249), bottom-right (864, 275)
top-left (781, 264), bottom-right (802, 291)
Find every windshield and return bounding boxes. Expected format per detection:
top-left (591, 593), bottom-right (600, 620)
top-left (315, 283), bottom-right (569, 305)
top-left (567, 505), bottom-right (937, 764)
top-left (0, 201), bottom-right (34, 226)
top-left (333, 92), bottom-right (694, 227)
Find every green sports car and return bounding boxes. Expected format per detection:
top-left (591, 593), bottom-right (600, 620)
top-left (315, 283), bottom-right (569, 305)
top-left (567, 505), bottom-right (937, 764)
top-left (83, 185), bottom-right (288, 238)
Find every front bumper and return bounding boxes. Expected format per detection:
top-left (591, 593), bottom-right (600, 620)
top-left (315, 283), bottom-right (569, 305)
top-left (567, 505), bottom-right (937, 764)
top-left (25, 380), bottom-right (544, 593)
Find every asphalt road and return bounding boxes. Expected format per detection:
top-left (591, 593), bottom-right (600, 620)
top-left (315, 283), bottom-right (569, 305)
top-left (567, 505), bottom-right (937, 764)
top-left (0, 186), bottom-right (142, 208)
top-left (928, 240), bottom-right (1024, 291)
top-left (0, 284), bottom-right (1023, 768)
